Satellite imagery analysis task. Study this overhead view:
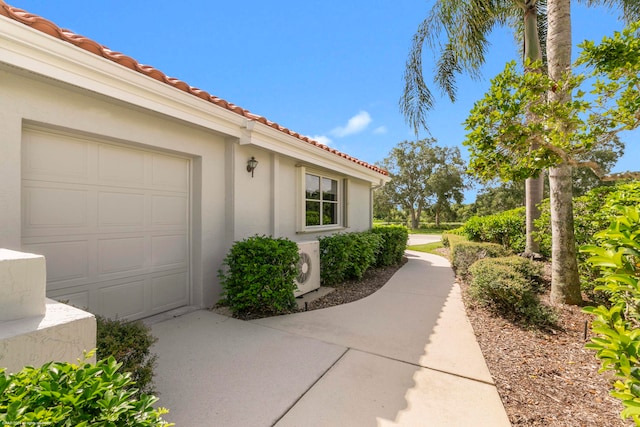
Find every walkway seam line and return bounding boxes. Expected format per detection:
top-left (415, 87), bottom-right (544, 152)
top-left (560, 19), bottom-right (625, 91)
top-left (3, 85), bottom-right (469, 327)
top-left (353, 348), bottom-right (497, 387)
top-left (253, 322), bottom-right (496, 388)
top-left (271, 347), bottom-right (350, 427)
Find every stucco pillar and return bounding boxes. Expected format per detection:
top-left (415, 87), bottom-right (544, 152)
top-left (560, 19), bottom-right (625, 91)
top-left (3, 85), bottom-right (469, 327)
top-left (0, 248), bottom-right (96, 373)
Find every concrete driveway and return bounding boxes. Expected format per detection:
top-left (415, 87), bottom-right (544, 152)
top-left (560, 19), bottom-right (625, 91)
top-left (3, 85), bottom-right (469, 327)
top-left (150, 251), bottom-right (509, 427)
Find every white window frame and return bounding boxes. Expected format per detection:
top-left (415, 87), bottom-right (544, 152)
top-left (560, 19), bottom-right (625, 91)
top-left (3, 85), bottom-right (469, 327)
top-left (297, 166), bottom-right (346, 233)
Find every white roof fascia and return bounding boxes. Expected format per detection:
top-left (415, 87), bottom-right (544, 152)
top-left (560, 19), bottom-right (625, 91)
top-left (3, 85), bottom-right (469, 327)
top-left (0, 16), bottom-right (245, 137)
top-left (246, 122), bottom-right (390, 185)
top-left (0, 15), bottom-right (389, 185)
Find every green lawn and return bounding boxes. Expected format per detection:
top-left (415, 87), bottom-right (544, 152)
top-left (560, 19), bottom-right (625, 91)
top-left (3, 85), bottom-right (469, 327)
top-left (406, 241), bottom-right (445, 255)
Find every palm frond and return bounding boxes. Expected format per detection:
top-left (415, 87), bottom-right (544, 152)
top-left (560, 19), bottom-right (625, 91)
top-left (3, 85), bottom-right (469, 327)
top-left (400, 0), bottom-right (531, 133)
top-left (577, 0), bottom-right (640, 23)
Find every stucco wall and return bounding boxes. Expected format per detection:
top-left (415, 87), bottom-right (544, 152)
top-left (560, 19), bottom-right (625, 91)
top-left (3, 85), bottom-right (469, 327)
top-left (0, 67), bottom-right (227, 308)
top-left (0, 66), bottom-right (379, 309)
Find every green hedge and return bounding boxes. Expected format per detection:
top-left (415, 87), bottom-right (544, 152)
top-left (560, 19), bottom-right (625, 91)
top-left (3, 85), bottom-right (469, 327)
top-left (319, 231), bottom-right (382, 286)
top-left (371, 225), bottom-right (408, 267)
top-left (442, 232), bottom-right (466, 248)
top-left (462, 207), bottom-right (526, 253)
top-left (469, 257), bottom-right (556, 328)
top-left (451, 241), bottom-right (510, 279)
top-left (96, 316), bottom-right (157, 397)
top-left (0, 356), bottom-right (172, 426)
top-left (218, 235), bottom-right (299, 317)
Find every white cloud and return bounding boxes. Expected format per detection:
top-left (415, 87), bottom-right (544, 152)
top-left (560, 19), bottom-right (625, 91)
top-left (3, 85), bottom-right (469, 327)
top-left (373, 126), bottom-right (387, 134)
top-left (330, 111), bottom-right (372, 137)
top-left (311, 135), bottom-right (332, 146)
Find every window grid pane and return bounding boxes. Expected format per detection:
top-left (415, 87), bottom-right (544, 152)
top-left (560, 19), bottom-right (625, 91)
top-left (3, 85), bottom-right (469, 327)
top-left (305, 173), bottom-right (340, 227)
top-left (305, 174), bottom-right (321, 200)
top-left (306, 201), bottom-right (321, 226)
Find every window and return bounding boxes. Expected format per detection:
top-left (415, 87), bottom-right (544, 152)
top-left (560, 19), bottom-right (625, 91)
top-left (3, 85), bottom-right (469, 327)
top-left (300, 169), bottom-right (344, 230)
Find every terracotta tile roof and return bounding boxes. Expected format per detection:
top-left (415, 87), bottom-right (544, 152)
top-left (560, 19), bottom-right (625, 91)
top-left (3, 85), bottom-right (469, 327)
top-left (0, 2), bottom-right (388, 176)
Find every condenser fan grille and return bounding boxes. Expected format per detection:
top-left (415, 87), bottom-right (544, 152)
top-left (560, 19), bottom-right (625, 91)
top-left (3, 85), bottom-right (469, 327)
top-left (296, 252), bottom-right (312, 284)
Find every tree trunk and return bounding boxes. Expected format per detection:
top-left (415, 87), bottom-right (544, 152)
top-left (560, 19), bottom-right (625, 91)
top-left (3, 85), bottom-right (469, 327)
top-left (547, 0), bottom-right (582, 304)
top-left (434, 206), bottom-right (441, 228)
top-left (523, 0), bottom-right (544, 256)
top-left (409, 208), bottom-right (419, 229)
top-left (548, 164), bottom-right (582, 304)
top-left (524, 174), bottom-right (544, 254)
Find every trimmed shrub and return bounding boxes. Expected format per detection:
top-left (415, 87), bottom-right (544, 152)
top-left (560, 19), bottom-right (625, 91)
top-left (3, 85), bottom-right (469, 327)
top-left (218, 235), bottom-right (299, 317)
top-left (451, 241), bottom-right (509, 278)
top-left (319, 231), bottom-right (383, 286)
top-left (0, 355), bottom-right (172, 426)
top-left (469, 258), bottom-right (557, 328)
top-left (96, 316), bottom-right (157, 397)
top-left (442, 232), bottom-right (466, 249)
top-left (371, 225), bottom-right (408, 267)
top-left (482, 255), bottom-right (546, 294)
top-left (462, 207), bottom-right (526, 253)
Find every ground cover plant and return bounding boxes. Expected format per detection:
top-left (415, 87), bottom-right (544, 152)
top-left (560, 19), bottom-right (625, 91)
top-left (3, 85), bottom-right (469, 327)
top-left (0, 354), bottom-right (172, 426)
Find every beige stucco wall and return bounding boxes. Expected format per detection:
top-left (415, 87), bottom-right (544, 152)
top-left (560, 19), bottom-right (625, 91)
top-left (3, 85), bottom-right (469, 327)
top-left (0, 66), bottom-right (380, 307)
top-left (0, 67), bottom-right (227, 307)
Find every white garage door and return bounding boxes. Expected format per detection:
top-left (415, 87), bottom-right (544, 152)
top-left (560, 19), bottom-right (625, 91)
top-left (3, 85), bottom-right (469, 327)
top-left (21, 128), bottom-right (190, 321)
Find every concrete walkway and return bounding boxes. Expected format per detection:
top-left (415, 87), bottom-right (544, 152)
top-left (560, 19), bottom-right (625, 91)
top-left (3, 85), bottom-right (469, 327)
top-left (150, 251), bottom-right (510, 426)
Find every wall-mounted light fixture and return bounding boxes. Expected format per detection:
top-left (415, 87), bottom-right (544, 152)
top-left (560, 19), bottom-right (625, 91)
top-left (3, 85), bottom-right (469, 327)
top-left (246, 156), bottom-right (258, 177)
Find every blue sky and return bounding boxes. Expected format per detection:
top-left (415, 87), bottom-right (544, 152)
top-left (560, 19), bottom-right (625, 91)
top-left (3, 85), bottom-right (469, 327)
top-left (8, 0), bottom-right (638, 201)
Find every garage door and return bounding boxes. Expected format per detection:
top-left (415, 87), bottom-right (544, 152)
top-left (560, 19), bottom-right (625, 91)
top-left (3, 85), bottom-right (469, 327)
top-left (21, 128), bottom-right (190, 321)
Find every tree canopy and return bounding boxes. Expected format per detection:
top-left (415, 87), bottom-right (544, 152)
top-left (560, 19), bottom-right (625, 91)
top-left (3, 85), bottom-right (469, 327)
top-left (463, 20), bottom-right (640, 185)
top-left (376, 138), bottom-right (467, 228)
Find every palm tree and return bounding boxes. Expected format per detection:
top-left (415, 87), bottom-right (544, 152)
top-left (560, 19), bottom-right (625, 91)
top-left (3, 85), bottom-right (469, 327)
top-left (401, 0), bottom-right (547, 256)
top-left (404, 0), bottom-right (640, 304)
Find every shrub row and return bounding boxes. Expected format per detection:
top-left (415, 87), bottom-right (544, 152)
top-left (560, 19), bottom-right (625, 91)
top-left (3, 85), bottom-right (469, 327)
top-left (582, 205), bottom-right (640, 422)
top-left (218, 235), bottom-right (299, 317)
top-left (319, 226), bottom-right (408, 286)
top-left (468, 256), bottom-right (556, 327)
top-left (371, 225), bottom-right (409, 267)
top-left (445, 233), bottom-right (555, 328)
top-left (0, 355), bottom-right (171, 426)
top-left (461, 207), bottom-right (526, 253)
top-left (319, 231), bottom-right (383, 286)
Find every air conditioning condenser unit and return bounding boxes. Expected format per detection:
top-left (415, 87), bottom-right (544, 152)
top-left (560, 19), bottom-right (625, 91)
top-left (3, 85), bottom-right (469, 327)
top-left (294, 241), bottom-right (321, 297)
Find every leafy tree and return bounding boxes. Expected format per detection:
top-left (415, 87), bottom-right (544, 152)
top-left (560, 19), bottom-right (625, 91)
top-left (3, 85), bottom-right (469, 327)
top-left (472, 181), bottom-right (527, 217)
top-left (427, 146), bottom-right (467, 226)
top-left (463, 20), bottom-right (640, 304)
top-left (380, 139), bottom-right (466, 229)
top-left (373, 185), bottom-right (403, 222)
